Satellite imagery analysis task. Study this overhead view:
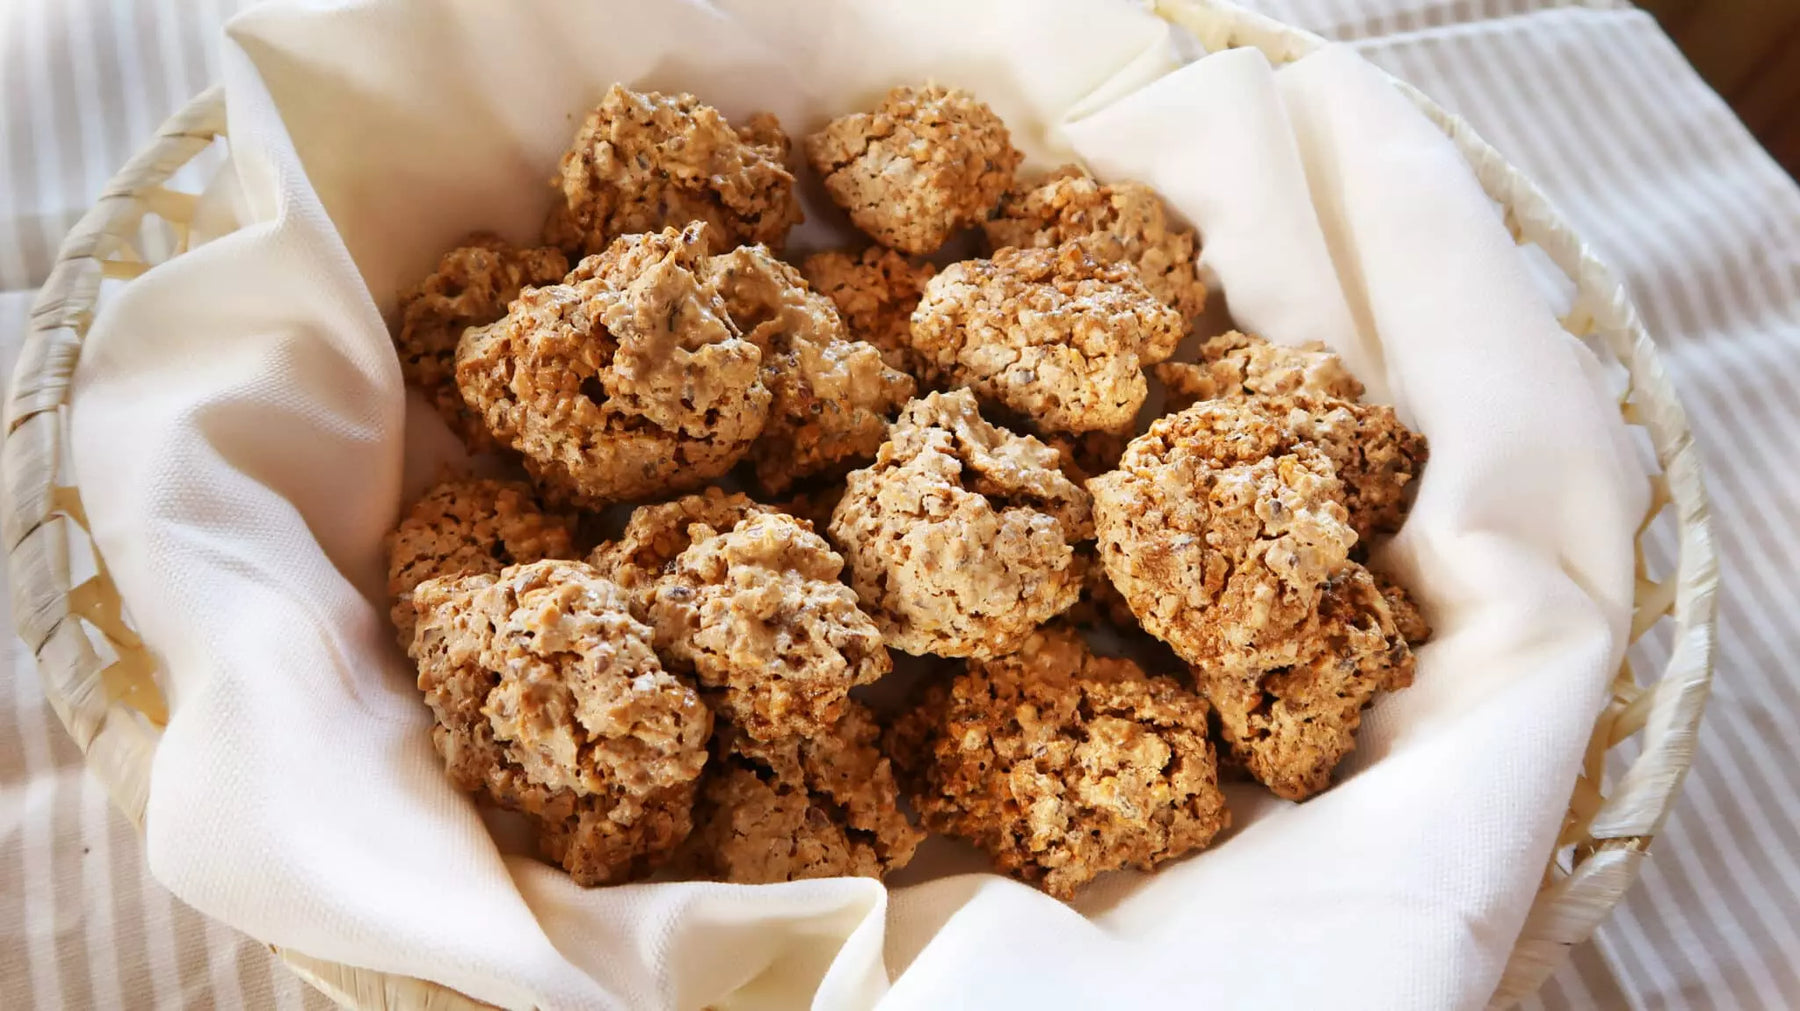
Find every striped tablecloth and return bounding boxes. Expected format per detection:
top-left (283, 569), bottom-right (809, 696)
top-left (3, 1), bottom-right (1796, 1008)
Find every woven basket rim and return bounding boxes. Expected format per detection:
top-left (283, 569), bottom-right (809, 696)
top-left (0, 2), bottom-right (1717, 1008)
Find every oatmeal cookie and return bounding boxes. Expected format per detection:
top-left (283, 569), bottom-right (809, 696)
top-left (805, 84), bottom-right (1021, 255)
top-left (703, 246), bottom-right (915, 493)
top-left (457, 223), bottom-right (772, 505)
top-left (910, 244), bottom-right (1185, 433)
top-left (890, 626), bottom-right (1228, 898)
top-left (409, 559), bottom-right (711, 884)
top-left (1156, 330), bottom-right (1364, 410)
top-left (587, 488), bottom-right (775, 612)
top-left (646, 511), bottom-right (890, 741)
top-left (984, 167), bottom-right (1207, 321)
top-left (681, 703), bottom-right (923, 883)
top-left (394, 236), bottom-right (570, 450)
top-left (830, 390), bottom-right (1092, 658)
top-left (1197, 565), bottom-right (1418, 800)
top-left (800, 247), bottom-right (936, 377)
top-left (543, 85), bottom-right (801, 257)
top-left (385, 477), bottom-right (575, 647)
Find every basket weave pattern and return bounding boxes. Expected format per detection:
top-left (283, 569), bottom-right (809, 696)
top-left (1, 2), bottom-right (1716, 1008)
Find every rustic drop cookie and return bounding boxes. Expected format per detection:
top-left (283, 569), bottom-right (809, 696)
top-left (1156, 330), bottom-right (1364, 409)
top-left (544, 85), bottom-right (802, 257)
top-left (830, 389), bottom-right (1092, 658)
top-left (587, 488), bottom-right (775, 613)
top-left (806, 84), bottom-right (1021, 255)
top-left (890, 626), bottom-right (1228, 898)
top-left (385, 477), bottom-right (576, 647)
top-left (409, 559), bottom-right (711, 884)
top-left (394, 236), bottom-right (569, 450)
top-left (985, 167), bottom-right (1207, 321)
top-left (911, 243), bottom-right (1185, 433)
top-left (457, 223), bottom-right (771, 505)
top-left (703, 246), bottom-right (915, 493)
top-left (800, 247), bottom-right (937, 377)
top-left (646, 511), bottom-right (890, 741)
top-left (681, 703), bottom-right (923, 883)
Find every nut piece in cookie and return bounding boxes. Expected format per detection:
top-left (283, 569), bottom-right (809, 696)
top-left (805, 84), bottom-right (1022, 255)
top-left (409, 559), bottom-right (711, 884)
top-left (890, 626), bottom-right (1228, 898)
top-left (646, 511), bottom-right (891, 741)
top-left (395, 236), bottom-right (570, 451)
top-left (830, 389), bottom-right (1092, 658)
top-left (911, 243), bottom-right (1185, 433)
top-left (457, 223), bottom-right (772, 505)
top-left (681, 702), bottom-right (923, 883)
top-left (800, 247), bottom-right (937, 378)
top-left (385, 477), bottom-right (575, 647)
top-left (1198, 567), bottom-right (1423, 800)
top-left (1156, 330), bottom-right (1364, 410)
top-left (544, 85), bottom-right (802, 257)
top-left (703, 246), bottom-right (916, 494)
top-left (985, 167), bottom-right (1207, 321)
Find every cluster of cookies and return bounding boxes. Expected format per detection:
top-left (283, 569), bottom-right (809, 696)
top-left (385, 81), bottom-right (1429, 896)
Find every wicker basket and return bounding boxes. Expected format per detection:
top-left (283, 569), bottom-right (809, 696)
top-left (2, 1), bottom-right (1717, 1008)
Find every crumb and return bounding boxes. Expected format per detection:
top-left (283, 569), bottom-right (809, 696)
top-left (806, 84), bottom-right (1021, 255)
top-left (544, 85), bottom-right (801, 257)
top-left (385, 477), bottom-right (576, 647)
top-left (409, 559), bottom-right (711, 884)
top-left (985, 167), bottom-right (1206, 321)
top-left (910, 243), bottom-right (1185, 433)
top-left (1196, 565), bottom-right (1417, 800)
top-left (1156, 331), bottom-right (1364, 410)
top-left (457, 223), bottom-right (772, 505)
top-left (680, 702), bottom-right (923, 883)
top-left (830, 389), bottom-right (1091, 658)
top-left (800, 247), bottom-right (937, 378)
top-left (646, 511), bottom-right (890, 741)
top-left (889, 626), bottom-right (1227, 898)
top-left (395, 236), bottom-right (570, 450)
top-left (703, 246), bottom-right (915, 493)
top-left (587, 487), bottom-right (775, 613)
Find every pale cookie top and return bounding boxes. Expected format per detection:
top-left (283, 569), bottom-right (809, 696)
top-left (681, 702), bottom-right (923, 883)
top-left (587, 488), bottom-right (775, 613)
top-left (646, 511), bottom-right (890, 741)
top-left (889, 625), bottom-right (1228, 899)
top-left (1156, 330), bottom-right (1364, 409)
top-left (800, 247), bottom-right (937, 377)
top-left (830, 389), bottom-right (1091, 658)
top-left (543, 85), bottom-right (802, 257)
top-left (911, 243), bottom-right (1185, 433)
top-left (395, 235), bottom-right (569, 450)
top-left (703, 246), bottom-right (915, 493)
top-left (985, 167), bottom-right (1207, 321)
top-left (805, 84), bottom-right (1021, 255)
top-left (1089, 400), bottom-right (1359, 671)
top-left (408, 559), bottom-right (711, 884)
top-left (456, 223), bottom-right (771, 505)
top-left (385, 477), bottom-right (575, 647)
top-left (1199, 566), bottom-right (1422, 801)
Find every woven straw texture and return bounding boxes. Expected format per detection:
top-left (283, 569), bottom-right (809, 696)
top-left (0, 1), bottom-right (1717, 1008)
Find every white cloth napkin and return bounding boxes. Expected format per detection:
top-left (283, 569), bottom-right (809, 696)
top-left (67, 1), bottom-right (1646, 1008)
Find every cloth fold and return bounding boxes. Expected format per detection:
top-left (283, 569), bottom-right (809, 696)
top-left (68, 1), bottom-right (1643, 1008)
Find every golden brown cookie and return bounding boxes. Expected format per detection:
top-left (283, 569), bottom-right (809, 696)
top-left (680, 702), bottom-right (923, 883)
top-left (890, 626), bottom-right (1228, 898)
top-left (544, 86), bottom-right (801, 257)
top-left (799, 247), bottom-right (936, 377)
top-left (409, 559), bottom-right (711, 884)
top-left (830, 390), bottom-right (1092, 658)
top-left (587, 488), bottom-right (776, 613)
top-left (985, 167), bottom-right (1207, 321)
top-left (806, 84), bottom-right (1021, 255)
top-left (703, 246), bottom-right (915, 494)
top-left (1155, 330), bottom-right (1364, 409)
top-left (394, 236), bottom-right (569, 450)
top-left (911, 244), bottom-right (1184, 433)
top-left (457, 223), bottom-right (771, 505)
top-left (385, 477), bottom-right (576, 647)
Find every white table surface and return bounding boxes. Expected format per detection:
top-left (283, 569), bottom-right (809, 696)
top-left (3, 1), bottom-right (1797, 1008)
